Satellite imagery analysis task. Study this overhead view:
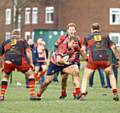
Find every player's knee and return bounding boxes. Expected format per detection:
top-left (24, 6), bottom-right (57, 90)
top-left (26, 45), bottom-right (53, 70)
top-left (45, 78), bottom-right (52, 85)
top-left (107, 70), bottom-right (114, 76)
top-left (62, 75), bottom-right (68, 82)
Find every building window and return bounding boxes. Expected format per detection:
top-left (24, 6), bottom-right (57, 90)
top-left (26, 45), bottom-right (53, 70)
top-left (25, 32), bottom-right (31, 40)
top-left (32, 7), bottom-right (38, 24)
top-left (110, 8), bottom-right (120, 25)
top-left (5, 32), bottom-right (11, 40)
top-left (45, 6), bottom-right (54, 24)
top-left (5, 8), bottom-right (12, 25)
top-left (109, 33), bottom-right (120, 47)
top-left (32, 32), bottom-right (35, 40)
top-left (18, 14), bottom-right (22, 30)
top-left (25, 8), bottom-right (31, 24)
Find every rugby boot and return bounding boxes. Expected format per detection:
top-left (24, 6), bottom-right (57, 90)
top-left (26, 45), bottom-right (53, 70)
top-left (59, 94), bottom-right (67, 99)
top-left (30, 95), bottom-right (41, 101)
top-left (0, 95), bottom-right (4, 101)
top-left (113, 94), bottom-right (119, 101)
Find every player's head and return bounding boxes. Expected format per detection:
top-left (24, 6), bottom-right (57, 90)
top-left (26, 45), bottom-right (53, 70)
top-left (67, 22), bottom-right (77, 36)
top-left (11, 29), bottom-right (21, 38)
top-left (91, 22), bottom-right (101, 33)
top-left (37, 38), bottom-right (42, 44)
top-left (37, 38), bottom-right (46, 46)
top-left (27, 38), bottom-right (34, 45)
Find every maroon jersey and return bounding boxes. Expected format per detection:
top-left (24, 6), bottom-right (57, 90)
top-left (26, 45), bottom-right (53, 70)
top-left (84, 32), bottom-right (113, 62)
top-left (1, 38), bottom-right (29, 65)
top-left (55, 34), bottom-right (83, 63)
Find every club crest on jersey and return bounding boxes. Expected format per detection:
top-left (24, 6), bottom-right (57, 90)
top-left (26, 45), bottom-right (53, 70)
top-left (94, 35), bottom-right (102, 41)
top-left (11, 39), bottom-right (17, 45)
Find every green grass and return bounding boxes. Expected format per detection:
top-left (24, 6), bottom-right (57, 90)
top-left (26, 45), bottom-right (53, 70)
top-left (0, 70), bottom-right (120, 113)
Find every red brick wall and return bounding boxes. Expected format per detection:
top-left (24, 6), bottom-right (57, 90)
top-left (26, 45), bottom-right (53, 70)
top-left (58, 0), bottom-right (120, 37)
top-left (0, 0), bottom-right (120, 40)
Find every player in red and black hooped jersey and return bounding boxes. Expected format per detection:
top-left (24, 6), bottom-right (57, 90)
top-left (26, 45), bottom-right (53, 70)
top-left (54, 23), bottom-right (86, 99)
top-left (0, 29), bottom-right (40, 101)
top-left (37, 36), bottom-right (83, 99)
top-left (80, 23), bottom-right (120, 101)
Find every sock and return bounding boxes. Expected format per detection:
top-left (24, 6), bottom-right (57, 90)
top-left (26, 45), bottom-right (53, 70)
top-left (0, 81), bottom-right (8, 96)
top-left (28, 78), bottom-right (35, 96)
top-left (61, 89), bottom-right (66, 96)
top-left (37, 92), bottom-right (41, 97)
top-left (112, 89), bottom-right (118, 95)
top-left (75, 88), bottom-right (80, 96)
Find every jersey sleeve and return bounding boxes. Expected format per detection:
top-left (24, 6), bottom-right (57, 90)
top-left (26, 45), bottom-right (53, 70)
top-left (55, 35), bottom-right (67, 48)
top-left (106, 36), bottom-right (114, 47)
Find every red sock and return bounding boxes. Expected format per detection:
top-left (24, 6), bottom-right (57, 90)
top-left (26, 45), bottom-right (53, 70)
top-left (37, 92), bottom-right (41, 97)
top-left (1, 81), bottom-right (8, 96)
top-left (61, 89), bottom-right (66, 96)
top-left (75, 88), bottom-right (80, 95)
top-left (28, 79), bottom-right (35, 96)
top-left (112, 89), bottom-right (118, 95)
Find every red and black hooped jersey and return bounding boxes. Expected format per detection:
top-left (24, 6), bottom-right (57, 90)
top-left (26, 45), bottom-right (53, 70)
top-left (55, 34), bottom-right (83, 63)
top-left (1, 38), bottom-right (29, 65)
top-left (84, 32), bottom-right (114, 61)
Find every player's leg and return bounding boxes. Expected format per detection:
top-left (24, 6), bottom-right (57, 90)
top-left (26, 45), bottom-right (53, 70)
top-left (59, 72), bottom-right (68, 99)
top-left (36, 62), bottom-right (57, 98)
top-left (37, 74), bottom-right (54, 98)
top-left (104, 65), bottom-right (119, 101)
top-left (34, 65), bottom-right (40, 81)
top-left (80, 67), bottom-right (94, 100)
top-left (63, 64), bottom-right (81, 99)
top-left (38, 64), bottom-right (46, 83)
top-left (0, 61), bottom-right (15, 101)
top-left (24, 69), bottom-right (40, 100)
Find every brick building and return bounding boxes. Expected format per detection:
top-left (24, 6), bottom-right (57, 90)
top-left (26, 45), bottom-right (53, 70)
top-left (0, 0), bottom-right (120, 46)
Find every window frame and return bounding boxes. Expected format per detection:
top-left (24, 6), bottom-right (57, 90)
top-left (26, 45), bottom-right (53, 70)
top-left (5, 32), bottom-right (11, 40)
top-left (109, 8), bottom-right (120, 25)
top-left (25, 7), bottom-right (31, 24)
top-left (45, 6), bottom-right (54, 24)
top-left (109, 32), bottom-right (120, 47)
top-left (5, 8), bottom-right (12, 25)
top-left (32, 7), bottom-right (38, 24)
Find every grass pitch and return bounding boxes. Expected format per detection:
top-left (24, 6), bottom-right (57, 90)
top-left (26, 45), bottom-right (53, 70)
top-left (0, 71), bottom-right (120, 113)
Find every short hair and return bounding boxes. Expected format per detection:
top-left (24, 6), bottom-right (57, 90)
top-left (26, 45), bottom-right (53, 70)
top-left (91, 23), bottom-right (100, 30)
top-left (67, 22), bottom-right (77, 29)
top-left (11, 29), bottom-right (21, 36)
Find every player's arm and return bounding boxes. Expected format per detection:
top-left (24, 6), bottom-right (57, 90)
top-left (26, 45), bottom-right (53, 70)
top-left (26, 48), bottom-right (34, 67)
top-left (55, 35), bottom-right (66, 49)
top-left (24, 39), bottom-right (34, 68)
top-left (80, 46), bottom-right (88, 61)
top-left (80, 38), bottom-right (88, 61)
top-left (110, 43), bottom-right (120, 65)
